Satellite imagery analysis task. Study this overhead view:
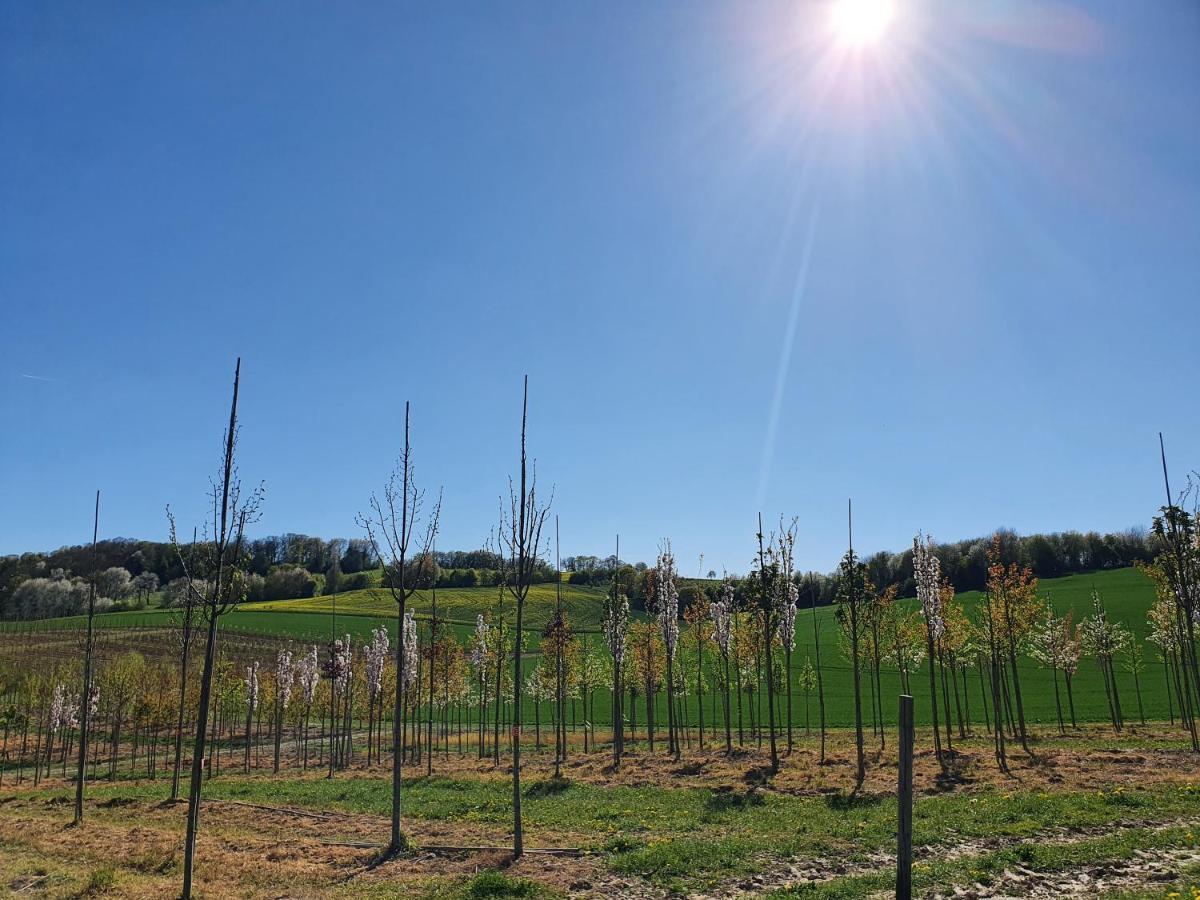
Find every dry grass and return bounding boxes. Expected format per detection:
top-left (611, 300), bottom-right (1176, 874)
top-left (3, 725), bottom-right (1198, 898)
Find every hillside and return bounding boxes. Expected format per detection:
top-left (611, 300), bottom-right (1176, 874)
top-left (241, 581), bottom-right (613, 629)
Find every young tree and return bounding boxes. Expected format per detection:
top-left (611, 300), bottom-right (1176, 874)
top-left (1028, 607), bottom-right (1071, 734)
top-left (1144, 574), bottom-right (1185, 731)
top-left (985, 538), bottom-right (1040, 754)
top-left (654, 544), bottom-right (681, 759)
top-left (497, 376), bottom-right (552, 859)
top-left (797, 657), bottom-right (816, 735)
top-left (1147, 454), bottom-right (1200, 752)
top-left (1125, 640), bottom-right (1147, 726)
top-left (358, 401), bottom-right (441, 853)
top-left (168, 531), bottom-right (202, 802)
top-left (709, 579), bottom-right (734, 755)
top-left (630, 620), bottom-right (665, 748)
top-left (859, 578), bottom-right (893, 748)
top-left (602, 537), bottom-right (630, 768)
top-left (296, 647), bottom-right (319, 769)
top-left (363, 628), bottom-right (388, 766)
top-left (171, 359), bottom-right (265, 899)
top-left (1080, 589), bottom-right (1131, 733)
top-left (836, 503), bottom-right (867, 791)
top-left (243, 662), bottom-right (259, 774)
top-left (72, 490), bottom-right (100, 825)
top-left (804, 573), bottom-right (829, 764)
top-left (683, 596), bottom-right (711, 751)
top-left (913, 534), bottom-right (946, 770)
top-left (471, 614), bottom-right (490, 759)
top-left (273, 649), bottom-right (294, 773)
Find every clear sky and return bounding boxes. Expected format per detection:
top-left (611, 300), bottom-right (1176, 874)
top-left (2, 1), bottom-right (1198, 574)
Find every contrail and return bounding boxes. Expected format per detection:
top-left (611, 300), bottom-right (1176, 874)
top-left (756, 207), bottom-right (819, 511)
top-left (19, 373), bottom-right (66, 383)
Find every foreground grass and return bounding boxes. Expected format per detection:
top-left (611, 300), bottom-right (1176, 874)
top-left (769, 825), bottom-right (1200, 897)
top-left (19, 769), bottom-right (1197, 893)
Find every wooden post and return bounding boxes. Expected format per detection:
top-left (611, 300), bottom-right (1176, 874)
top-left (897, 694), bottom-right (914, 900)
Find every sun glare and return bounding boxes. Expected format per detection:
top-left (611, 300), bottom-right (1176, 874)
top-left (829, 0), bottom-right (897, 48)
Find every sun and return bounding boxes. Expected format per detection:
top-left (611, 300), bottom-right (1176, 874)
top-left (829, 0), bottom-right (897, 48)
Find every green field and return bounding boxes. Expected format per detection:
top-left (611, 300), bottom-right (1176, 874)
top-left (241, 581), bottom-right (613, 629)
top-left (1, 567), bottom-right (1176, 730)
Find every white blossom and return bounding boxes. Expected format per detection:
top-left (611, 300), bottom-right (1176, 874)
top-left (245, 661), bottom-right (260, 712)
top-left (709, 577), bottom-right (734, 656)
top-left (913, 533), bottom-right (944, 642)
top-left (363, 626), bottom-right (389, 699)
top-left (1080, 590), bottom-right (1132, 661)
top-left (655, 544), bottom-right (680, 659)
top-left (471, 614), bottom-right (489, 675)
top-left (297, 646), bottom-right (320, 706)
top-left (778, 581), bottom-right (799, 652)
top-left (275, 649), bottom-right (295, 710)
top-left (603, 586), bottom-right (630, 665)
top-left (402, 610), bottom-right (419, 688)
top-left (49, 683), bottom-right (68, 731)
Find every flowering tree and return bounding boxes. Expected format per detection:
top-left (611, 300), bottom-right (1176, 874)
top-left (363, 628), bottom-right (389, 765)
top-left (272, 650), bottom-right (293, 773)
top-left (913, 534), bottom-right (946, 769)
top-left (985, 537), bottom-right (1040, 754)
top-left (296, 647), bottom-right (319, 768)
top-left (1080, 590), bottom-right (1131, 732)
top-left (1144, 573), bottom-right (1186, 729)
top-left (709, 578), bottom-right (734, 754)
top-left (471, 614), bottom-right (490, 759)
top-left (603, 546), bottom-right (630, 767)
top-left (1144, 507), bottom-right (1200, 751)
top-left (756, 517), bottom-right (796, 770)
top-left (654, 543), bottom-right (681, 759)
top-left (1028, 607), bottom-right (1074, 734)
top-left (323, 635), bottom-right (353, 773)
top-left (881, 605), bottom-right (926, 696)
top-left (1148, 457), bottom-right (1199, 751)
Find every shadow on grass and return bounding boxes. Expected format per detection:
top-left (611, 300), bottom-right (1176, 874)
top-left (705, 786), bottom-right (766, 813)
top-left (524, 775), bottom-right (571, 799)
top-left (823, 790), bottom-right (884, 812)
top-left (930, 752), bottom-right (976, 792)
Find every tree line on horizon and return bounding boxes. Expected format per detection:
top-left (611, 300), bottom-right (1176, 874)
top-left (0, 523), bottom-right (1156, 623)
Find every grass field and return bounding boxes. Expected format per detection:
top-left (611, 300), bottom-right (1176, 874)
top-left (241, 581), bottom-right (613, 629)
top-left (1, 567), bottom-right (1174, 729)
top-left (2, 728), bottom-right (1199, 898)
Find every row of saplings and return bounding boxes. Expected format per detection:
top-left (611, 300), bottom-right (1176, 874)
top-left (4, 531), bottom-right (1194, 797)
top-left (37, 365), bottom-right (1200, 899)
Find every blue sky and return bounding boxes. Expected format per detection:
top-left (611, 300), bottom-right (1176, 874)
top-left (2, 1), bottom-right (1198, 574)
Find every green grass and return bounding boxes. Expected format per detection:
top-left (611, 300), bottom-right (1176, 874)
top-left (37, 772), bottom-right (1200, 894)
top-left (242, 582), bottom-right (612, 629)
top-left (3, 567), bottom-right (1174, 728)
